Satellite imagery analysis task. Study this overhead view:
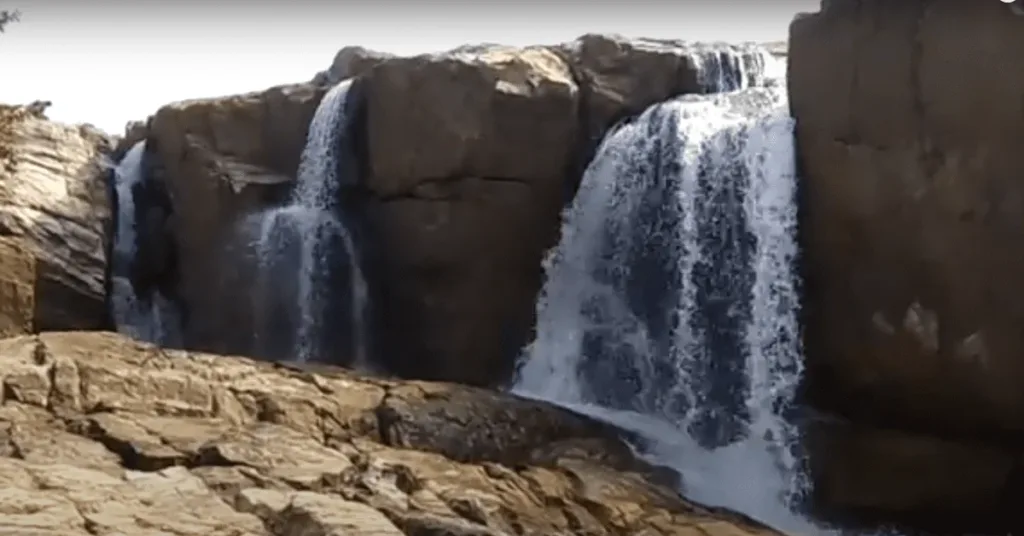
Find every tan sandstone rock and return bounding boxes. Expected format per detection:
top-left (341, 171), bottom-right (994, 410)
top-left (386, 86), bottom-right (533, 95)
top-left (0, 330), bottom-right (778, 536)
top-left (312, 45), bottom-right (395, 86)
top-left (0, 103), bottom-right (112, 333)
top-left (365, 45), bottom-right (579, 193)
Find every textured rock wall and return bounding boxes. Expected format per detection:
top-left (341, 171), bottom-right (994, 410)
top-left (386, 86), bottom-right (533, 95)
top-left (0, 330), bottom-right (779, 536)
top-left (0, 104), bottom-right (112, 333)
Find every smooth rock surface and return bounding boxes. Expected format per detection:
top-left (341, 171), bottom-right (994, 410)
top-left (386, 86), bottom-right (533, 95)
top-left (362, 34), bottom-right (747, 386)
top-left (0, 330), bottom-right (778, 536)
top-left (362, 44), bottom-right (580, 386)
top-left (791, 0), bottom-right (1024, 439)
top-left (790, 1), bottom-right (1024, 527)
top-left (0, 104), bottom-right (113, 333)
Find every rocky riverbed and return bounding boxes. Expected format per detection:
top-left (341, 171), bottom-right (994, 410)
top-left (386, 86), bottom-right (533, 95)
top-left (0, 330), bottom-right (777, 535)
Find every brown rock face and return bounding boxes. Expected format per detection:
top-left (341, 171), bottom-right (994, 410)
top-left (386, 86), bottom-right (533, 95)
top-left (790, 1), bottom-right (1024, 527)
top-left (806, 417), bottom-right (1024, 532)
top-left (0, 104), bottom-right (112, 333)
top-left (146, 83), bottom-right (328, 353)
top-left (0, 236), bottom-right (34, 337)
top-left (366, 46), bottom-right (579, 193)
top-left (560, 34), bottom-right (705, 146)
top-left (0, 330), bottom-right (778, 536)
top-left (137, 34), bottom-right (771, 385)
top-left (362, 35), bottom-right (746, 386)
top-left (362, 45), bottom-right (580, 386)
top-left (311, 45), bottom-right (395, 86)
top-left (791, 1), bottom-right (1024, 439)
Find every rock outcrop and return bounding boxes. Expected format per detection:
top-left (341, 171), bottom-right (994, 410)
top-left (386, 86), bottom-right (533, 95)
top-left (790, 0), bottom-right (1024, 527)
top-left (346, 35), bottom-right (757, 386)
top-left (360, 44), bottom-right (581, 386)
top-left (140, 34), bottom-right (767, 386)
top-left (0, 104), bottom-right (112, 335)
top-left (0, 330), bottom-right (777, 536)
top-left (144, 83), bottom-right (329, 353)
top-left (311, 45), bottom-right (394, 86)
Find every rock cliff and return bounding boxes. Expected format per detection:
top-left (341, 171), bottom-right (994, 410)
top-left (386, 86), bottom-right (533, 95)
top-left (790, 0), bottom-right (1024, 529)
top-left (144, 83), bottom-right (329, 353)
top-left (140, 34), bottom-right (767, 386)
top-left (0, 103), bottom-right (113, 335)
top-left (0, 330), bottom-right (777, 536)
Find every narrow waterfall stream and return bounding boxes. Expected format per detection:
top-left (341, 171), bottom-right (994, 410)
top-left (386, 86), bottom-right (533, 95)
top-left (249, 79), bottom-right (369, 366)
top-left (109, 141), bottom-right (182, 347)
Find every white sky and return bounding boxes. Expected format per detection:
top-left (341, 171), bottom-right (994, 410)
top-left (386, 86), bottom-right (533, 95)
top-left (0, 1), bottom-right (818, 134)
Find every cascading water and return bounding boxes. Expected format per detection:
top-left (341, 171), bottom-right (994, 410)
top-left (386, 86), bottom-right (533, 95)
top-left (513, 82), bottom-right (830, 533)
top-left (109, 141), bottom-right (182, 346)
top-left (689, 43), bottom-right (776, 92)
top-left (249, 79), bottom-right (368, 366)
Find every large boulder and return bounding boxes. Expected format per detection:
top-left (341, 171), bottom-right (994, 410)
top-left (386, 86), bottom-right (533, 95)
top-left (361, 45), bottom-right (580, 386)
top-left (145, 83), bottom-right (328, 354)
top-left (0, 330), bottom-right (779, 536)
top-left (791, 1), bottom-right (1024, 438)
top-left (362, 35), bottom-right (750, 386)
top-left (0, 104), bottom-right (112, 333)
top-left (558, 34), bottom-right (704, 148)
top-left (790, 0), bottom-right (1024, 525)
top-left (311, 45), bottom-right (394, 86)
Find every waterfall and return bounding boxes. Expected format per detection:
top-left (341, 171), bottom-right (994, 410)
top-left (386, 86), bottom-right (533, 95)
top-left (249, 79), bottom-right (368, 366)
top-left (109, 141), bottom-right (182, 347)
top-left (688, 44), bottom-right (778, 92)
top-left (513, 84), bottom-right (830, 533)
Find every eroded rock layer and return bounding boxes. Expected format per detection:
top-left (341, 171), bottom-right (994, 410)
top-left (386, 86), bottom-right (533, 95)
top-left (0, 330), bottom-right (777, 536)
top-left (0, 104), bottom-right (112, 334)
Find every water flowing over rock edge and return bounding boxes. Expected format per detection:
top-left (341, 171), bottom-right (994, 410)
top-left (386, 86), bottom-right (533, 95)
top-left (512, 83), bottom-right (832, 535)
top-left (8, 17), bottom-right (1014, 533)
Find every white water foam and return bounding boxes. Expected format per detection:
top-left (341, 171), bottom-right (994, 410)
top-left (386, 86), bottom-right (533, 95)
top-left (109, 141), bottom-right (182, 346)
top-left (688, 44), bottom-right (776, 92)
top-left (513, 85), bottom-right (832, 534)
top-left (250, 79), bottom-right (369, 366)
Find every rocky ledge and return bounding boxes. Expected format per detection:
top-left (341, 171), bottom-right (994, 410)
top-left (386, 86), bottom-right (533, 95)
top-left (0, 330), bottom-right (776, 536)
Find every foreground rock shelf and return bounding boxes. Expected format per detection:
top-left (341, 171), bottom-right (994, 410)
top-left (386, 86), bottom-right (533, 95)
top-left (0, 331), bottom-right (776, 536)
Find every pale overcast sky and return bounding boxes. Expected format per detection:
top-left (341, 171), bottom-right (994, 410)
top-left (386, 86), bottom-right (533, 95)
top-left (0, 1), bottom-right (819, 134)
